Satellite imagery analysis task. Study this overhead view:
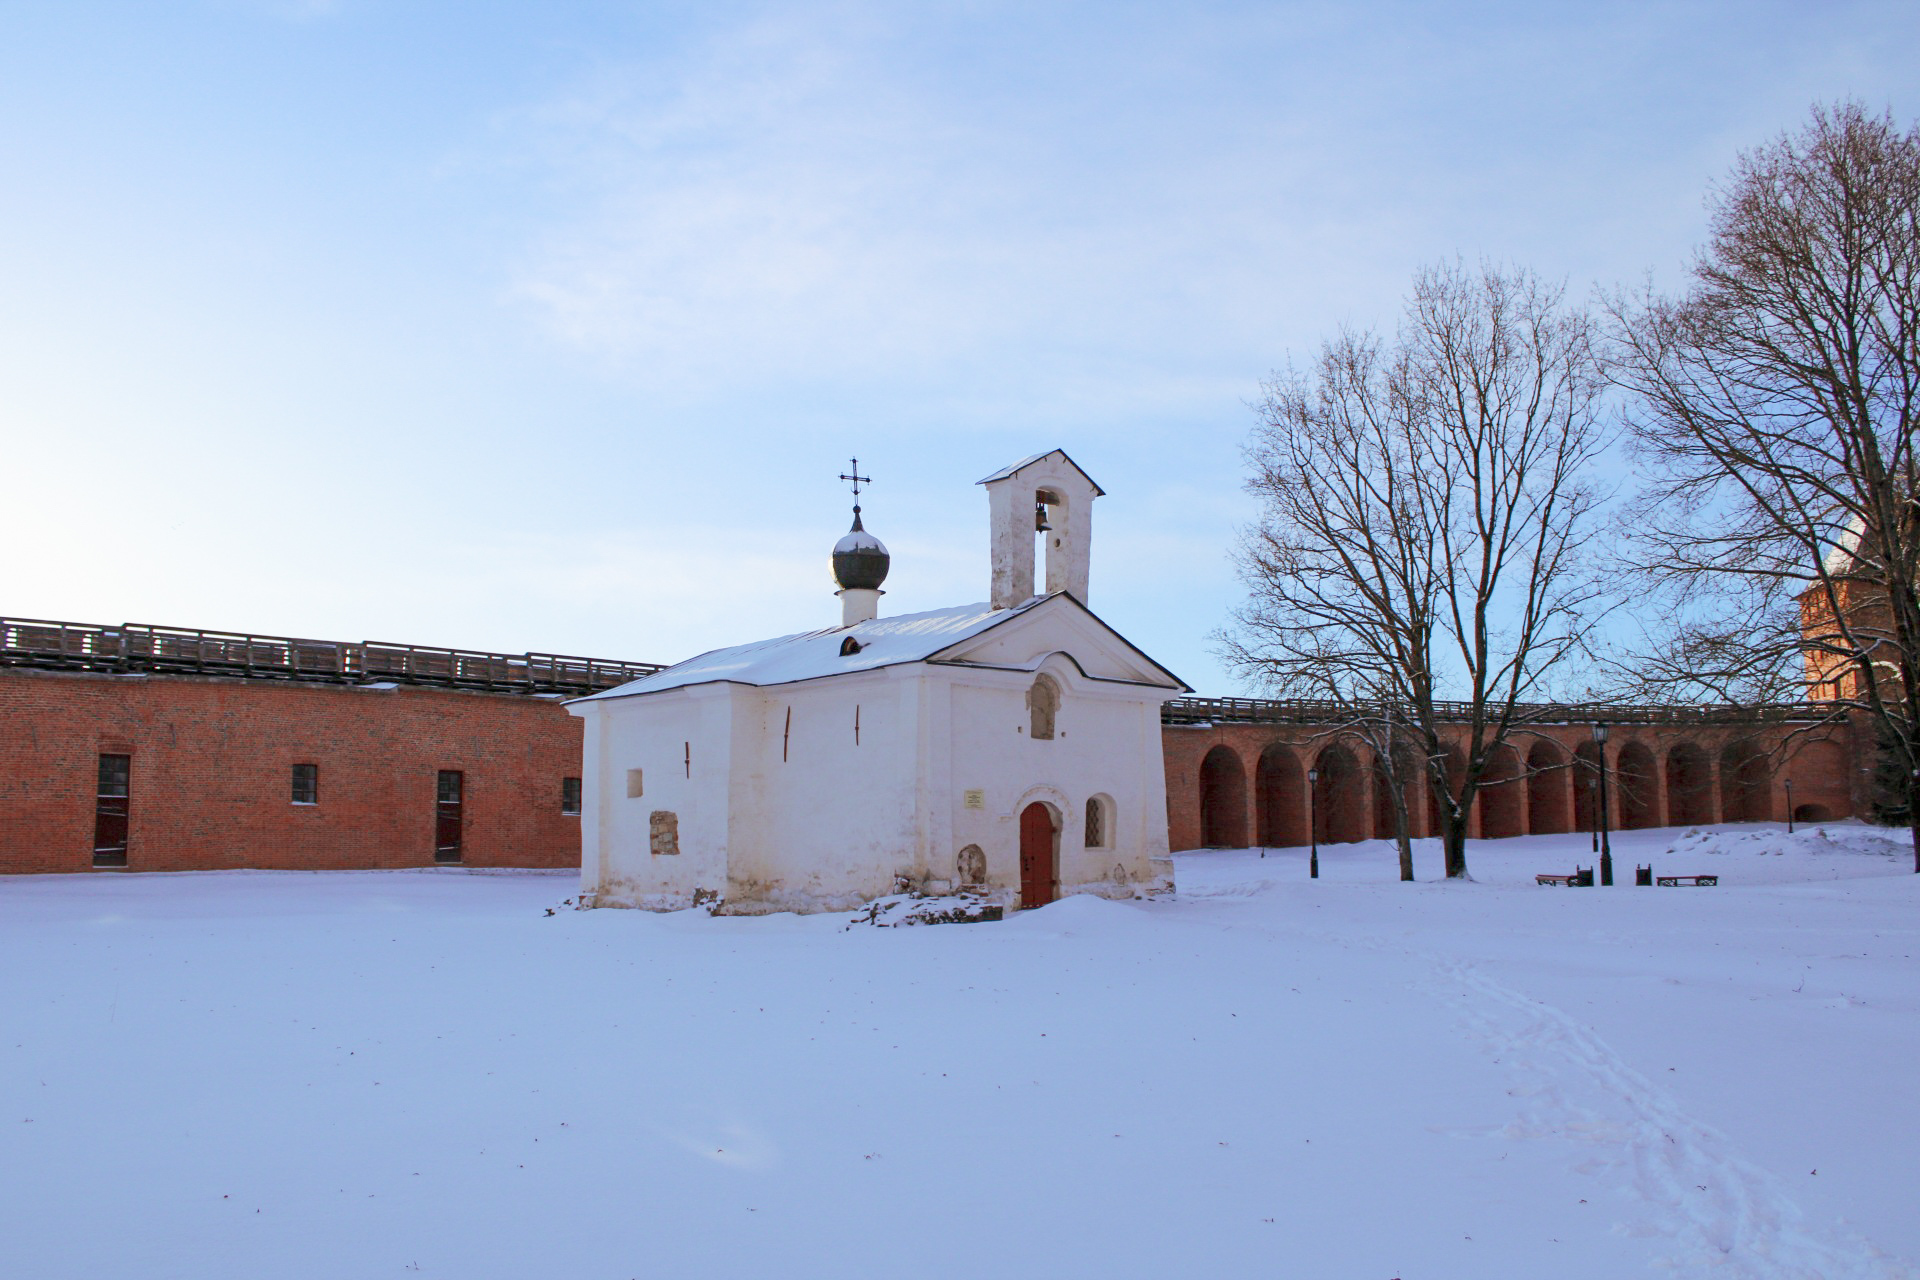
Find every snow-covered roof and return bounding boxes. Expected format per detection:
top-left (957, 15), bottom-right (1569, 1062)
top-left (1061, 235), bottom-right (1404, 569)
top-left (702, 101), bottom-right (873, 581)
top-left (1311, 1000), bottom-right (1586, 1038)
top-left (571, 598), bottom-right (1049, 701)
top-left (975, 449), bottom-right (1106, 496)
top-left (571, 592), bottom-right (1188, 702)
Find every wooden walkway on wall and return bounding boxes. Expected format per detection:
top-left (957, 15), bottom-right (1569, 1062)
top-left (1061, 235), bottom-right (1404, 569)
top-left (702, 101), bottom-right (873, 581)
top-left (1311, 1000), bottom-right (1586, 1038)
top-left (1160, 695), bottom-right (1833, 727)
top-left (0, 616), bottom-right (662, 697)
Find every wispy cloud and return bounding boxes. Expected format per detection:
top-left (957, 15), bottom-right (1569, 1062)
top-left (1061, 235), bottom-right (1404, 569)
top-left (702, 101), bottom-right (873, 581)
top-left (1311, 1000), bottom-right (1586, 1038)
top-left (500, 7), bottom-right (1420, 419)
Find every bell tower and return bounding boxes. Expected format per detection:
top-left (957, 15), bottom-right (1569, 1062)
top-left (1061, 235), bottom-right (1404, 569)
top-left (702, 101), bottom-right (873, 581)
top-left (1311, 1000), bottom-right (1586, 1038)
top-left (976, 450), bottom-right (1103, 610)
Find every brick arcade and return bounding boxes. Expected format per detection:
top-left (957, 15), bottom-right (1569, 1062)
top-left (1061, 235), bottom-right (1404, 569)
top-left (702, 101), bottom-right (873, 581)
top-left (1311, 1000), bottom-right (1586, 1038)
top-left (1162, 698), bottom-right (1859, 854)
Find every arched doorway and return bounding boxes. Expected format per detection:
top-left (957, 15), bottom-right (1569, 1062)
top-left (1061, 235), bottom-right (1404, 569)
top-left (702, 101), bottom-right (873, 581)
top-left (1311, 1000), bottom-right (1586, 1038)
top-left (1667, 742), bottom-right (1711, 825)
top-left (1019, 802), bottom-right (1058, 908)
top-left (1525, 741), bottom-right (1569, 834)
top-left (1616, 742), bottom-right (1656, 829)
top-left (1199, 746), bottom-right (1247, 847)
top-left (1479, 744), bottom-right (1525, 838)
top-left (1256, 744), bottom-right (1306, 847)
top-left (1720, 740), bottom-right (1771, 822)
top-left (1314, 745), bottom-right (1365, 844)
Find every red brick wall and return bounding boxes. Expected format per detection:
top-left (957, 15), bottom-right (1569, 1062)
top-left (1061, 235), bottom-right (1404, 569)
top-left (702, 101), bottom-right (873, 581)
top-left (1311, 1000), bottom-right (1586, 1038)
top-left (0, 669), bottom-right (583, 874)
top-left (0, 665), bottom-right (1874, 873)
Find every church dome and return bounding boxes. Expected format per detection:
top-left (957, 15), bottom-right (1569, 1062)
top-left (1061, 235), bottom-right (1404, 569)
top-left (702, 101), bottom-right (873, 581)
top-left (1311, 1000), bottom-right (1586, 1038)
top-left (832, 511), bottom-right (890, 591)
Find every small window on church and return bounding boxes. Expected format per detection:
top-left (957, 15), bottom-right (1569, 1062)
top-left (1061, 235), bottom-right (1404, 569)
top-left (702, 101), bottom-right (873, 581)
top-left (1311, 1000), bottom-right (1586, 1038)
top-left (562, 777), bottom-right (582, 815)
top-left (291, 763), bottom-right (318, 805)
top-left (1027, 674), bottom-right (1059, 740)
top-left (626, 769), bottom-right (644, 799)
top-left (1085, 796), bottom-right (1106, 849)
top-left (840, 636), bottom-right (863, 656)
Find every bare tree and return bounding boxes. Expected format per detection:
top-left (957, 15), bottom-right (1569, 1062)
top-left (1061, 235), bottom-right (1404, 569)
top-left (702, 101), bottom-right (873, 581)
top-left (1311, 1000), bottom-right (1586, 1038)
top-left (1611, 102), bottom-right (1920, 870)
top-left (1224, 261), bottom-right (1610, 879)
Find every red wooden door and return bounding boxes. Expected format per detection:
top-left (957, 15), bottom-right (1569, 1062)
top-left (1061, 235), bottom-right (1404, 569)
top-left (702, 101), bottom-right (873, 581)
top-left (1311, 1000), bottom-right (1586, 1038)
top-left (1019, 802), bottom-right (1056, 909)
top-left (435, 770), bottom-right (464, 863)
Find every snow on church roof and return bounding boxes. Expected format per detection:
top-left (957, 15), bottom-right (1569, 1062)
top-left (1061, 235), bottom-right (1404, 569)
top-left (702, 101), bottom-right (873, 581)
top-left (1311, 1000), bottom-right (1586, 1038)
top-left (571, 598), bottom-right (1050, 701)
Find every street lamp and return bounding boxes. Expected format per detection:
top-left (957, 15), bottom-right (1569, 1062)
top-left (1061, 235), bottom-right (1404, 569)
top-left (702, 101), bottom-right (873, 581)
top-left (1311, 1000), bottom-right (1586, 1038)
top-left (1588, 774), bottom-right (1599, 854)
top-left (1593, 723), bottom-right (1613, 887)
top-left (1307, 768), bottom-right (1320, 880)
top-left (1784, 778), bottom-right (1795, 834)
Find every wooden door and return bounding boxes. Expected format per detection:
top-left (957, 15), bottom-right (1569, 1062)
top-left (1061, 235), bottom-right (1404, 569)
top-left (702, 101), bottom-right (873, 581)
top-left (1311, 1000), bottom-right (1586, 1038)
top-left (435, 770), bottom-right (464, 863)
top-left (93, 753), bottom-right (130, 868)
top-left (1019, 802), bottom-right (1056, 909)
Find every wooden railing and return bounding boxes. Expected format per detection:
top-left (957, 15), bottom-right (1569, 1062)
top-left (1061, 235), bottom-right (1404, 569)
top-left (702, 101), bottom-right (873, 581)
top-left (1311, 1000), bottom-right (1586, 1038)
top-left (1161, 695), bottom-right (1834, 728)
top-left (0, 617), bottom-right (662, 696)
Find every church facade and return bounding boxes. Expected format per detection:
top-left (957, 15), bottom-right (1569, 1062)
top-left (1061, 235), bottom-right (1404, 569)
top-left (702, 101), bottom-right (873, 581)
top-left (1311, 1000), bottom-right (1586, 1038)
top-left (568, 452), bottom-right (1188, 913)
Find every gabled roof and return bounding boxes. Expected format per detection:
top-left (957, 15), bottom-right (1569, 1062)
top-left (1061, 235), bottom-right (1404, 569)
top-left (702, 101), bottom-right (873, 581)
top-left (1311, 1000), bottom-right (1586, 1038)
top-left (570, 593), bottom-right (1185, 702)
top-left (975, 449), bottom-right (1106, 496)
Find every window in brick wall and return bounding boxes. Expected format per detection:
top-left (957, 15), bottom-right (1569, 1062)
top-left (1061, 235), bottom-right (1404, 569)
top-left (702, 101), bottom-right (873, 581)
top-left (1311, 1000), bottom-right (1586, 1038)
top-left (435, 770), bottom-right (464, 863)
top-left (291, 763), bottom-right (318, 805)
top-left (562, 776), bottom-right (582, 816)
top-left (93, 753), bottom-right (131, 868)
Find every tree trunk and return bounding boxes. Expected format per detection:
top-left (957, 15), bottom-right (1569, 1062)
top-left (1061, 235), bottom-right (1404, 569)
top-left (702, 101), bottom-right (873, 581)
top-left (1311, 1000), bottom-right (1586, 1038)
top-left (1442, 817), bottom-right (1470, 879)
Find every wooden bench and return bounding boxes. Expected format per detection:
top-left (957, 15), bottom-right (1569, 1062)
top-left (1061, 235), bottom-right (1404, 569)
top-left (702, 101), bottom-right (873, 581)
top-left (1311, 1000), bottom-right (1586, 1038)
top-left (1657, 874), bottom-right (1719, 887)
top-left (1536, 867), bottom-right (1595, 887)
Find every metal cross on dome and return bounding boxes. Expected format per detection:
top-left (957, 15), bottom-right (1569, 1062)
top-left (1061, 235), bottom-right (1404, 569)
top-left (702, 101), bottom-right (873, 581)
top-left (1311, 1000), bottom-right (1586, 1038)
top-left (838, 458), bottom-right (872, 513)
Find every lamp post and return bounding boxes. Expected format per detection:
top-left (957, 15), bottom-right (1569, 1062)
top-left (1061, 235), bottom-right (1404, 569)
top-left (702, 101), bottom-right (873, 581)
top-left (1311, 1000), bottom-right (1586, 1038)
top-left (1588, 775), bottom-right (1599, 854)
top-left (1784, 778), bottom-right (1794, 834)
top-left (1593, 723), bottom-right (1613, 886)
top-left (1307, 768), bottom-right (1320, 880)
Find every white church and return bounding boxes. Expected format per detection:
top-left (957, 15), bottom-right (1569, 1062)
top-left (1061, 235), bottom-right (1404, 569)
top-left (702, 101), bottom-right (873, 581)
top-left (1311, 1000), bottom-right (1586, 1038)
top-left (568, 450), bottom-right (1188, 914)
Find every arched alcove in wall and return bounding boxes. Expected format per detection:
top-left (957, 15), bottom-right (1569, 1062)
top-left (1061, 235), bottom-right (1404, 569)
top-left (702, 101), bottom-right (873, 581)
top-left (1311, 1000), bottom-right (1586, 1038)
top-left (1720, 740), bottom-right (1771, 822)
top-left (1199, 745), bottom-right (1248, 848)
top-left (1314, 744), bottom-right (1366, 844)
top-left (1525, 740), bottom-right (1569, 835)
top-left (1616, 741), bottom-right (1657, 829)
top-left (1479, 744), bottom-right (1525, 838)
top-left (1255, 743), bottom-right (1306, 847)
top-left (1667, 742), bottom-right (1712, 825)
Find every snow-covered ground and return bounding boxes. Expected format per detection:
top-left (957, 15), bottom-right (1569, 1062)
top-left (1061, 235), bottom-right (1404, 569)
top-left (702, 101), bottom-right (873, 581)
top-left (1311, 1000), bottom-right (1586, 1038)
top-left (3, 823), bottom-right (1915, 1279)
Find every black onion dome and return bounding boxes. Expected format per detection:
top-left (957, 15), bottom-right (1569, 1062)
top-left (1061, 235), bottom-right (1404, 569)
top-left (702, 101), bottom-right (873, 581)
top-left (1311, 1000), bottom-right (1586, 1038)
top-left (831, 509), bottom-right (890, 590)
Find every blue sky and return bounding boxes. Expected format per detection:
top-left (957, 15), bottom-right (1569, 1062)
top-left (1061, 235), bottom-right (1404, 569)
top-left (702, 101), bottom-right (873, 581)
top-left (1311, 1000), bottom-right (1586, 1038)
top-left (2, 1), bottom-right (1914, 692)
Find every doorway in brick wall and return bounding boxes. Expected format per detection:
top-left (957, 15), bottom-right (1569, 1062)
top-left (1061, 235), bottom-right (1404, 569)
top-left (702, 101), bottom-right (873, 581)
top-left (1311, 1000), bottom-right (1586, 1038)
top-left (435, 770), bottom-right (464, 863)
top-left (93, 753), bottom-right (130, 868)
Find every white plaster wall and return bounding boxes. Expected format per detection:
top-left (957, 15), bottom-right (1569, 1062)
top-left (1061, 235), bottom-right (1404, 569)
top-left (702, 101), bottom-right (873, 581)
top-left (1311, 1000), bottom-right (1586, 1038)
top-left (576, 684), bottom-right (733, 909)
top-left (938, 657), bottom-right (1173, 901)
top-left (721, 670), bottom-right (924, 913)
